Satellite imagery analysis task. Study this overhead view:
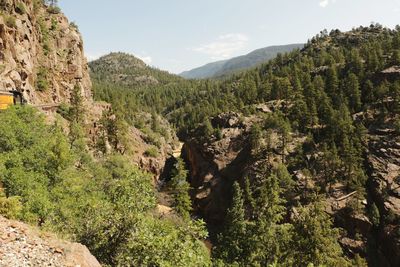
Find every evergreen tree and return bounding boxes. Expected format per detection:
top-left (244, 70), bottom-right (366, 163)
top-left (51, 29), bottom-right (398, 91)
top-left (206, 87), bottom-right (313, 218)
top-left (169, 158), bottom-right (192, 220)
top-left (214, 182), bottom-right (248, 265)
top-left (345, 73), bottom-right (362, 112)
top-left (292, 200), bottom-right (349, 266)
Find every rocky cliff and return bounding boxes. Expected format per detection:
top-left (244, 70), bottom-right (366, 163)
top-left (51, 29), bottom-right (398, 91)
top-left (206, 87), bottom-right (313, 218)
top-left (367, 122), bottom-right (400, 266)
top-left (0, 0), bottom-right (92, 105)
top-left (0, 216), bottom-right (101, 267)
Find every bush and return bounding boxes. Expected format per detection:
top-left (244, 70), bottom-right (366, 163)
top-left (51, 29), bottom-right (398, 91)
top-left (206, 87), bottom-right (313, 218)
top-left (36, 67), bottom-right (49, 91)
top-left (38, 17), bottom-right (51, 54)
top-left (0, 107), bottom-right (211, 266)
top-left (15, 3), bottom-right (26, 14)
top-left (56, 103), bottom-right (71, 118)
top-left (0, 189), bottom-right (22, 219)
top-left (144, 147), bottom-right (159, 158)
top-left (50, 18), bottom-right (58, 31)
top-left (70, 21), bottom-right (79, 32)
top-left (4, 15), bottom-right (16, 28)
top-left (47, 6), bottom-right (60, 14)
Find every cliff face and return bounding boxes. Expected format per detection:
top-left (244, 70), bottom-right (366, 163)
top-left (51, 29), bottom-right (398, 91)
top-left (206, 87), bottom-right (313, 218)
top-left (367, 126), bottom-right (400, 266)
top-left (0, 0), bottom-right (92, 105)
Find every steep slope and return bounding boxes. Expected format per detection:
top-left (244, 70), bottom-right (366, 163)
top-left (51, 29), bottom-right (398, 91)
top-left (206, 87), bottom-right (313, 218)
top-left (180, 43), bottom-right (304, 79)
top-left (0, 0), bottom-right (92, 105)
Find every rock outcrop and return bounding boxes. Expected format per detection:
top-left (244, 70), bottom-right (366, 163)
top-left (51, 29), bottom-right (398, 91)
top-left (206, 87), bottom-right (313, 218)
top-left (367, 126), bottom-right (400, 266)
top-left (0, 216), bottom-right (101, 267)
top-left (0, 0), bottom-right (92, 105)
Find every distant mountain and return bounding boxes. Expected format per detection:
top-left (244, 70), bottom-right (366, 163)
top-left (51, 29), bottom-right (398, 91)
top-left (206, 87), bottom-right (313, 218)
top-left (89, 52), bottom-right (181, 87)
top-left (180, 44), bottom-right (304, 79)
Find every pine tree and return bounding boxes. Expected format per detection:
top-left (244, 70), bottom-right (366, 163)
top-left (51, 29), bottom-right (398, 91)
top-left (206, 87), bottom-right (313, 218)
top-left (345, 73), bottom-right (362, 112)
top-left (169, 158), bottom-right (192, 220)
top-left (292, 199), bottom-right (349, 266)
top-left (69, 84), bottom-right (85, 124)
top-left (214, 182), bottom-right (248, 265)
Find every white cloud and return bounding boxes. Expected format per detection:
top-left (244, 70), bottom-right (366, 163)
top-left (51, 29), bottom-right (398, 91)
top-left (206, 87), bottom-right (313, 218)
top-left (137, 55), bottom-right (152, 65)
top-left (319, 0), bottom-right (338, 8)
top-left (319, 0), bottom-right (329, 8)
top-left (86, 53), bottom-right (102, 62)
top-left (191, 33), bottom-right (249, 60)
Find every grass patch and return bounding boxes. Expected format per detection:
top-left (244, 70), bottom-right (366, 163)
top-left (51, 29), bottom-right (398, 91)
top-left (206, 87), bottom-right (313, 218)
top-left (144, 147), bottom-right (159, 158)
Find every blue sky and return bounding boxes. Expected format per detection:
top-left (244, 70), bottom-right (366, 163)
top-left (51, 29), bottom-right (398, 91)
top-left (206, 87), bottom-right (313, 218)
top-left (59, 0), bottom-right (400, 74)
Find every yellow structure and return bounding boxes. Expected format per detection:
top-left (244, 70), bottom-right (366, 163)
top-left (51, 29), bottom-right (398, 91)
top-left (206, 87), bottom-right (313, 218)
top-left (0, 91), bottom-right (14, 110)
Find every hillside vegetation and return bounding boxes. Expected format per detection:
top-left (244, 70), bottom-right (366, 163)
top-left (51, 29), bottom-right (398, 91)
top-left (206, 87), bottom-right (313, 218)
top-left (92, 24), bottom-right (400, 266)
top-left (0, 1), bottom-right (211, 266)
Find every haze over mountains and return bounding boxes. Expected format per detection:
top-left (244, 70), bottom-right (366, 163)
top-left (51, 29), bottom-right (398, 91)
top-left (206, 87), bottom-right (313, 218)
top-left (180, 44), bottom-right (304, 79)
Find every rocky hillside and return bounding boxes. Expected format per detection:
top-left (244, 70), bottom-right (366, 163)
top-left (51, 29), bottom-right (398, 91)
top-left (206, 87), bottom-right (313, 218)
top-left (0, 2), bottom-right (179, 179)
top-left (180, 43), bottom-right (304, 79)
top-left (0, 0), bottom-right (91, 105)
top-left (0, 216), bottom-right (100, 266)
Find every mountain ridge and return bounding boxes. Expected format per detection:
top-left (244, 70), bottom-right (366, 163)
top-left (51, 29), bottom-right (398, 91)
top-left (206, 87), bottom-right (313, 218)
top-left (180, 43), bottom-right (304, 79)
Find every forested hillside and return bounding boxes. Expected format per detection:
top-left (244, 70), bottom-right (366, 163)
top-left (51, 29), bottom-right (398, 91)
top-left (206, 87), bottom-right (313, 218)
top-left (92, 24), bottom-right (400, 266)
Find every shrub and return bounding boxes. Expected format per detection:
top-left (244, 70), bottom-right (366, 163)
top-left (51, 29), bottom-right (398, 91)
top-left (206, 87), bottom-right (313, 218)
top-left (4, 15), bottom-right (16, 28)
top-left (144, 147), bottom-right (158, 158)
top-left (56, 103), bottom-right (71, 118)
top-left (0, 190), bottom-right (22, 219)
top-left (36, 67), bottom-right (49, 91)
top-left (47, 6), bottom-right (60, 14)
top-left (38, 17), bottom-right (51, 54)
top-left (70, 21), bottom-right (79, 32)
top-left (15, 3), bottom-right (26, 14)
top-left (50, 18), bottom-right (58, 31)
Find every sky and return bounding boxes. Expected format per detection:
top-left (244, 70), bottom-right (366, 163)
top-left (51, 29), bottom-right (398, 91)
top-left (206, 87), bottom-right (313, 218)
top-left (59, 0), bottom-right (400, 74)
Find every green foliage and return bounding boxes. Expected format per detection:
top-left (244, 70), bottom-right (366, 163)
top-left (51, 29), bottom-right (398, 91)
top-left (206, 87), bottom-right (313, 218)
top-left (38, 17), bottom-right (51, 55)
top-left (0, 107), bottom-right (211, 266)
top-left (169, 158), bottom-right (192, 220)
top-left (368, 202), bottom-right (381, 227)
top-left (291, 199), bottom-right (349, 266)
top-left (70, 21), bottom-right (79, 31)
top-left (99, 109), bottom-right (129, 154)
top-left (0, 189), bottom-right (22, 219)
top-left (15, 2), bottom-right (26, 14)
top-left (88, 25), bottom-right (400, 266)
top-left (4, 14), bottom-right (16, 28)
top-left (36, 67), bottom-right (49, 91)
top-left (47, 5), bottom-right (60, 14)
top-left (50, 18), bottom-right (58, 31)
top-left (144, 146), bottom-right (159, 158)
top-left (249, 124), bottom-right (262, 153)
top-left (214, 182), bottom-right (247, 265)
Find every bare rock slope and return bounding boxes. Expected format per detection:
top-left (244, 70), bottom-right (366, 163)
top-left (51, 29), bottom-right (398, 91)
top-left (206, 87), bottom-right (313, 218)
top-left (0, 216), bottom-right (101, 267)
